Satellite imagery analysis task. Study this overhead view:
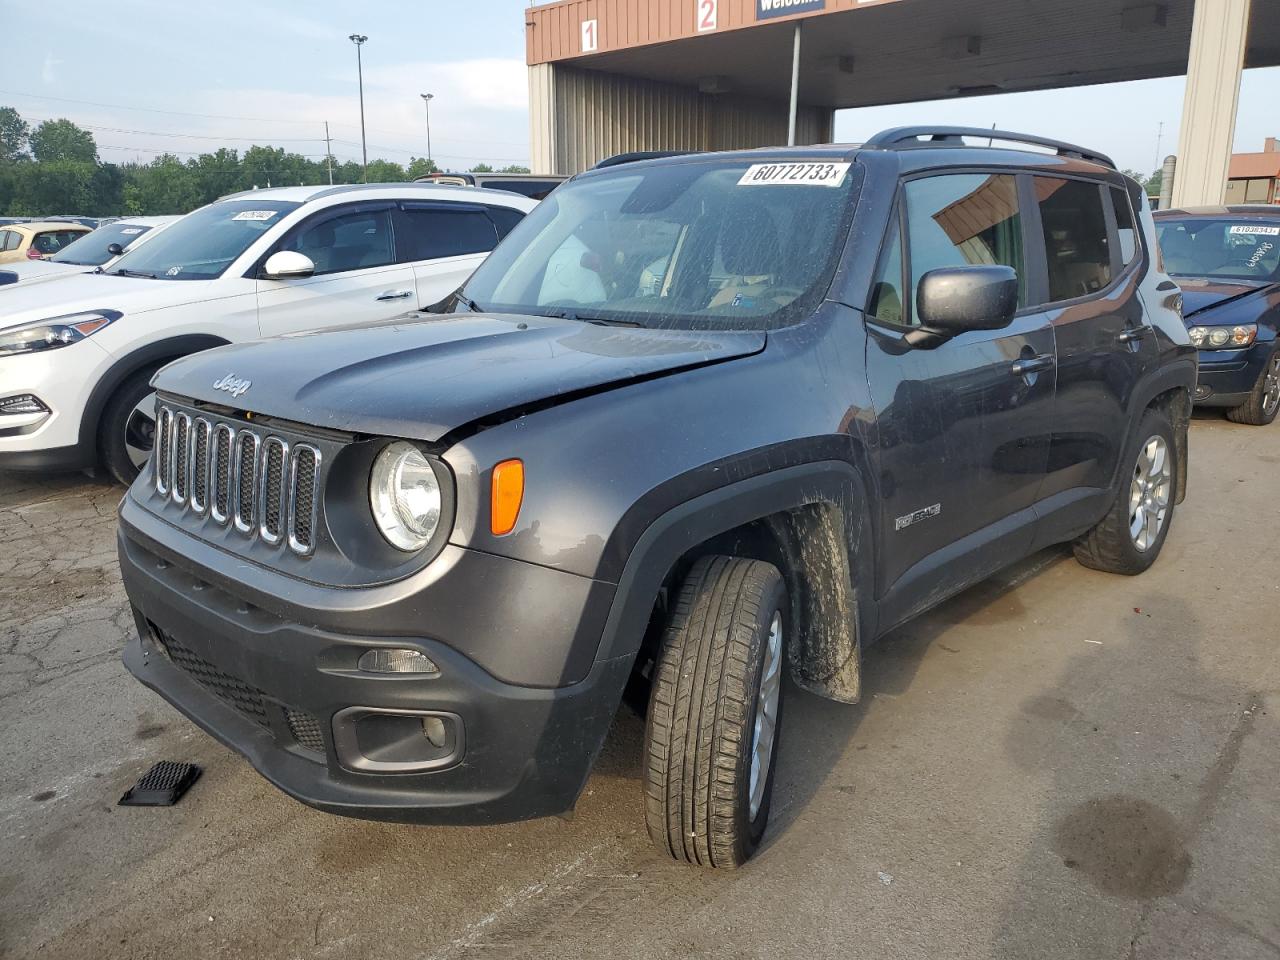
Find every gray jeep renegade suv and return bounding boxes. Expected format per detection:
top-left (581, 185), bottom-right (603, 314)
top-left (119, 128), bottom-right (1195, 868)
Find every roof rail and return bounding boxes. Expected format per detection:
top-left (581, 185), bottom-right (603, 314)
top-left (862, 126), bottom-right (1115, 170)
top-left (593, 150), bottom-right (695, 170)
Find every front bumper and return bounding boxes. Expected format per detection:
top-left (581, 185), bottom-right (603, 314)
top-left (119, 503), bottom-right (632, 825)
top-left (1193, 341), bottom-right (1272, 406)
top-left (0, 341), bottom-right (109, 470)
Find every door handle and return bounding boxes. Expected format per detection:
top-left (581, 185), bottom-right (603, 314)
top-left (376, 289), bottom-right (414, 301)
top-left (1117, 324), bottom-right (1152, 344)
top-left (1010, 355), bottom-right (1055, 378)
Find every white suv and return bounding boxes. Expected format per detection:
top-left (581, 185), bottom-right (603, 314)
top-left (0, 183), bottom-right (535, 483)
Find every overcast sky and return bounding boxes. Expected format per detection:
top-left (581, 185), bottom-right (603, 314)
top-left (5, 0), bottom-right (1277, 174)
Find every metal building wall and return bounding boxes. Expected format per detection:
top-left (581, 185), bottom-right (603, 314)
top-left (528, 63), bottom-right (834, 175)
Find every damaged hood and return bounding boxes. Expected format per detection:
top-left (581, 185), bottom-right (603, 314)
top-left (1176, 278), bottom-right (1273, 320)
top-left (154, 312), bottom-right (766, 441)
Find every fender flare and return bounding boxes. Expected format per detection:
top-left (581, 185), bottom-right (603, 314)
top-left (595, 458), bottom-right (877, 703)
top-left (78, 335), bottom-right (232, 451)
top-left (1122, 356), bottom-right (1196, 503)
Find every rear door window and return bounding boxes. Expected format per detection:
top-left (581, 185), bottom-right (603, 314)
top-left (1034, 178), bottom-right (1112, 302)
top-left (396, 204), bottom-right (500, 262)
top-left (903, 173), bottom-right (1026, 309)
top-left (485, 206), bottom-right (526, 240)
top-left (0, 231), bottom-right (15, 251)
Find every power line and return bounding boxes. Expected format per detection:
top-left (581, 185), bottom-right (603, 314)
top-left (24, 115), bottom-right (326, 144)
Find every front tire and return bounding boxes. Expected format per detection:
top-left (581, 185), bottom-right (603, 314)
top-left (99, 367), bottom-right (161, 486)
top-left (643, 555), bottom-right (788, 868)
top-left (1073, 408), bottom-right (1177, 575)
top-left (1225, 350), bottom-right (1280, 426)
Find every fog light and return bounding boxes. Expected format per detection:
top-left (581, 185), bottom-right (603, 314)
top-left (0, 394), bottom-right (50, 416)
top-left (358, 648), bottom-right (440, 675)
top-left (422, 716), bottom-right (448, 747)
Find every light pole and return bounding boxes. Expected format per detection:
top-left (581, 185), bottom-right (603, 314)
top-left (348, 34), bottom-right (369, 181)
top-left (419, 93), bottom-right (434, 169)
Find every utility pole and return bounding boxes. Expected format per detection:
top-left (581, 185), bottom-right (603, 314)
top-left (420, 93), bottom-right (434, 168)
top-left (348, 34), bottom-right (369, 181)
top-left (323, 121), bottom-right (334, 185)
top-left (786, 22), bottom-right (802, 146)
top-left (1153, 121), bottom-right (1164, 174)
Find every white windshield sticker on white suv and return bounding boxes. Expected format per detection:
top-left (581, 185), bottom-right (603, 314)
top-left (1228, 224), bottom-right (1280, 236)
top-left (120, 228), bottom-right (143, 235)
top-left (231, 210), bottom-right (279, 222)
top-left (738, 162), bottom-right (851, 187)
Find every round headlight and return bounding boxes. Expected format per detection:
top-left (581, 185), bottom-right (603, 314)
top-left (370, 442), bottom-right (442, 552)
top-left (1208, 328), bottom-right (1231, 347)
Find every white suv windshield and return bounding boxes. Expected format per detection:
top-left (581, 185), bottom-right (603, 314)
top-left (107, 199), bottom-right (301, 280)
top-left (460, 158), bottom-right (860, 330)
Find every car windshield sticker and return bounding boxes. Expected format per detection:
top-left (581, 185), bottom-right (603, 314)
top-left (166, 266), bottom-right (182, 276)
top-left (231, 210), bottom-right (279, 222)
top-left (120, 228), bottom-right (143, 235)
top-left (738, 162), bottom-right (851, 188)
top-left (1228, 224), bottom-right (1280, 236)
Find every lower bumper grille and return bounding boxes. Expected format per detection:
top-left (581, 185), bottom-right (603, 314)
top-left (149, 622), bottom-right (325, 756)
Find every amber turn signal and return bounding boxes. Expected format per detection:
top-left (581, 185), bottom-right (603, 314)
top-left (490, 459), bottom-right (525, 536)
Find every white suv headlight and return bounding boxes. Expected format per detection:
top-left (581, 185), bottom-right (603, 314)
top-left (0, 310), bottom-right (121, 357)
top-left (369, 442), bottom-right (443, 551)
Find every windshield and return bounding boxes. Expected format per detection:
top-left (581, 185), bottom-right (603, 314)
top-left (107, 199), bottom-right (300, 280)
top-left (1156, 218), bottom-right (1280, 284)
top-left (49, 222), bottom-right (156, 265)
top-left (460, 158), bottom-right (860, 330)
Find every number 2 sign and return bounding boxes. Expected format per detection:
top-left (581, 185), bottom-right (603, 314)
top-left (697, 0), bottom-right (718, 31)
top-left (581, 18), bottom-right (598, 52)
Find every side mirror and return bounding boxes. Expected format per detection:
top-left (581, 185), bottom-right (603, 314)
top-left (106, 242), bottom-right (124, 257)
top-left (262, 250), bottom-right (316, 280)
top-left (913, 266), bottom-right (1019, 343)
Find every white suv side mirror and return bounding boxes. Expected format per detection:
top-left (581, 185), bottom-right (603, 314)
top-left (262, 251), bottom-right (316, 279)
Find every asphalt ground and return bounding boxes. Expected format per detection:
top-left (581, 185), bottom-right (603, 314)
top-left (1, 411), bottom-right (1276, 960)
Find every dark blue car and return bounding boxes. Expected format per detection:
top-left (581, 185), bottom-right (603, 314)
top-left (1155, 205), bottom-right (1280, 425)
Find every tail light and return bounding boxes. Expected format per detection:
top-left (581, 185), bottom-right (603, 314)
top-left (26, 248), bottom-right (43, 259)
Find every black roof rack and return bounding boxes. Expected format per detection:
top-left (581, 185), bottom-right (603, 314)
top-left (593, 150), bottom-right (695, 170)
top-left (862, 126), bottom-right (1115, 170)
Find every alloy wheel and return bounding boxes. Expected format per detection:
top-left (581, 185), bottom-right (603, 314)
top-left (748, 610), bottom-right (783, 821)
top-left (1263, 355), bottom-right (1280, 418)
top-left (1129, 435), bottom-right (1172, 552)
top-left (123, 391), bottom-right (157, 471)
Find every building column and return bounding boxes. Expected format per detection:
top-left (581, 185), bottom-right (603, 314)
top-left (528, 63), bottom-right (559, 175)
top-left (1171, 0), bottom-right (1252, 207)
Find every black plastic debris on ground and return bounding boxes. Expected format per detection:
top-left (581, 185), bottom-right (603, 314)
top-left (118, 761), bottom-right (202, 807)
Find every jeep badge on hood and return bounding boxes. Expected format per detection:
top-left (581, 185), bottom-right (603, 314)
top-left (212, 373), bottom-right (252, 399)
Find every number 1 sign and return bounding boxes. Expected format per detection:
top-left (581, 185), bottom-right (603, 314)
top-left (581, 18), bottom-right (598, 51)
top-left (697, 0), bottom-right (718, 31)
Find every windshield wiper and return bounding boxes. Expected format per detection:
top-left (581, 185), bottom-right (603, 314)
top-left (453, 292), bottom-right (482, 313)
top-left (111, 268), bottom-right (157, 279)
top-left (542, 308), bottom-right (644, 328)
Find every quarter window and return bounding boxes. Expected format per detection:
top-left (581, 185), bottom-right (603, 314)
top-left (0, 231), bottom-right (16, 251)
top-left (867, 209), bottom-right (905, 325)
top-left (1112, 187), bottom-right (1139, 266)
top-left (904, 174), bottom-right (1026, 311)
top-left (1035, 178), bottom-right (1112, 302)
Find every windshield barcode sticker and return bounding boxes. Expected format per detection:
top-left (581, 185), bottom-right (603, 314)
top-left (738, 162), bottom-right (850, 187)
top-left (1228, 225), bottom-right (1280, 236)
top-left (120, 228), bottom-right (143, 235)
top-left (232, 210), bottom-right (279, 221)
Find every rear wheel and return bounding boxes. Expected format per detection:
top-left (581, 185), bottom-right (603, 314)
top-left (99, 367), bottom-right (161, 486)
top-left (1073, 408), bottom-right (1177, 575)
top-left (1225, 351), bottom-right (1280, 426)
top-left (643, 555), bottom-right (787, 868)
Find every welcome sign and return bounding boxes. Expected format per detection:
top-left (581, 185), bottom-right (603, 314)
top-left (757, 0), bottom-right (825, 18)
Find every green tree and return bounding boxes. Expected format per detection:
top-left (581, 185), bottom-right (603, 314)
top-left (1145, 168), bottom-right (1163, 197)
top-left (498, 164), bottom-right (530, 174)
top-left (365, 158), bottom-right (408, 182)
top-left (121, 153), bottom-right (201, 214)
top-left (5, 160), bottom-right (97, 215)
top-left (469, 163), bottom-right (494, 173)
top-left (406, 156), bottom-right (438, 179)
top-left (30, 118), bottom-right (97, 163)
top-left (0, 106), bottom-right (30, 163)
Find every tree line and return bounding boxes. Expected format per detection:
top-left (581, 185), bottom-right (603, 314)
top-left (0, 106), bottom-right (529, 217)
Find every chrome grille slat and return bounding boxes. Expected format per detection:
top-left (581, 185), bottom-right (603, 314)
top-left (233, 431), bottom-right (260, 534)
top-left (190, 418), bottom-right (211, 514)
top-left (289, 445), bottom-right (321, 556)
top-left (259, 437), bottom-right (288, 545)
top-left (153, 404), bottom-right (321, 558)
top-left (210, 424), bottom-right (235, 524)
top-left (172, 414), bottom-right (191, 504)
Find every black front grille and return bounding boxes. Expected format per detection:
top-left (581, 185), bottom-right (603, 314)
top-left (236, 434), bottom-right (257, 529)
top-left (156, 408), bottom-right (172, 493)
top-left (173, 416), bottom-right (190, 501)
top-left (150, 624), bottom-right (270, 728)
top-left (284, 708), bottom-right (326, 754)
top-left (192, 420), bottom-right (210, 511)
top-left (212, 425), bottom-right (232, 520)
